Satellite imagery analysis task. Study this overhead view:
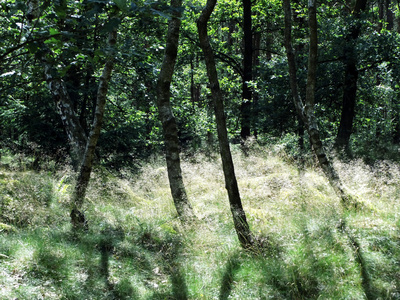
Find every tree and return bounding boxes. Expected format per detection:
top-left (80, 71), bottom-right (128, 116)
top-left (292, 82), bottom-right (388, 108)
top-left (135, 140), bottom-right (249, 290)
top-left (283, 0), bottom-right (355, 208)
top-left (156, 0), bottom-right (196, 223)
top-left (240, 0), bottom-right (253, 141)
top-left (43, 58), bottom-right (88, 169)
top-left (197, 0), bottom-right (254, 248)
top-left (24, 0), bottom-right (119, 228)
top-left (70, 19), bottom-right (118, 229)
top-left (24, 0), bottom-right (113, 169)
top-left (335, 0), bottom-right (368, 153)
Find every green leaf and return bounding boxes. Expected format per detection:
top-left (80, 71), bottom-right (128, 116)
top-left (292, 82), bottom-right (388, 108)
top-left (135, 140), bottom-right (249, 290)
top-left (59, 65), bottom-right (72, 77)
top-left (114, 0), bottom-right (129, 12)
top-left (49, 28), bottom-right (59, 36)
top-left (101, 18), bottom-right (121, 33)
top-left (54, 0), bottom-right (67, 18)
top-left (44, 37), bottom-right (59, 44)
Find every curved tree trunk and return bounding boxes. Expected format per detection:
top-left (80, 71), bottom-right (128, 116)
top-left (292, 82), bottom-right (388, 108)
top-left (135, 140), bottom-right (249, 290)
top-left (156, 0), bottom-right (195, 223)
top-left (283, 0), bottom-right (355, 208)
top-left (197, 0), bottom-right (253, 248)
top-left (70, 26), bottom-right (118, 229)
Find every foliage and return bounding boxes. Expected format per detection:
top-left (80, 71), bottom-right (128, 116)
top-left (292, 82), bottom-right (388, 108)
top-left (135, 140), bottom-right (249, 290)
top-left (1, 0), bottom-right (400, 297)
top-left (1, 0), bottom-right (400, 164)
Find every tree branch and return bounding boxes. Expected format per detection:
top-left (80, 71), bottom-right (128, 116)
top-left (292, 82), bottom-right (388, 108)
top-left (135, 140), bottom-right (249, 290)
top-left (0, 35), bottom-right (61, 61)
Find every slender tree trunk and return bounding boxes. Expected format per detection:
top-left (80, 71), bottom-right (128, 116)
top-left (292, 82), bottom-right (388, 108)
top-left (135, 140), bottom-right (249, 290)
top-left (190, 54), bottom-right (201, 107)
top-left (70, 26), bottom-right (118, 229)
top-left (240, 0), bottom-right (253, 141)
top-left (283, 0), bottom-right (355, 208)
top-left (335, 0), bottom-right (368, 153)
top-left (335, 55), bottom-right (358, 153)
top-left (197, 0), bottom-right (253, 248)
top-left (252, 29), bottom-right (261, 138)
top-left (156, 0), bottom-right (195, 223)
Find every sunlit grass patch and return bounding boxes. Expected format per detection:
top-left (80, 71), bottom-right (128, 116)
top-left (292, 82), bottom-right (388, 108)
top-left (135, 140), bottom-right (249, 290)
top-left (0, 148), bottom-right (400, 299)
top-left (0, 170), bottom-right (62, 227)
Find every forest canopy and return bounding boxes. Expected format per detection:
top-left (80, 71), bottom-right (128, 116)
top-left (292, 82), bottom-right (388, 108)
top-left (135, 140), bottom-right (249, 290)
top-left (1, 0), bottom-right (399, 166)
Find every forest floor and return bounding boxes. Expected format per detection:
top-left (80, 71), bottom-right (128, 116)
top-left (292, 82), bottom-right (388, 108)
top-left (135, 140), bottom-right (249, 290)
top-left (0, 144), bottom-right (399, 299)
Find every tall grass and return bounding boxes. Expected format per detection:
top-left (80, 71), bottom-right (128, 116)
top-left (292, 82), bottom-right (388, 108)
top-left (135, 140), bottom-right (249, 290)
top-left (0, 146), bottom-right (399, 299)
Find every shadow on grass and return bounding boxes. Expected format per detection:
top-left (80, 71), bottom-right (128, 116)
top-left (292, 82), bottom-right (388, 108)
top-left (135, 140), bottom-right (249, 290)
top-left (148, 225), bottom-right (189, 300)
top-left (98, 226), bottom-right (125, 297)
top-left (219, 252), bottom-right (241, 300)
top-left (170, 267), bottom-right (189, 300)
top-left (78, 220), bottom-right (188, 299)
top-left (3, 214), bottom-right (400, 299)
top-left (256, 220), bottom-right (350, 299)
top-left (340, 218), bottom-right (400, 300)
top-left (342, 224), bottom-right (375, 300)
top-left (0, 221), bottom-right (188, 299)
top-left (92, 221), bottom-right (189, 299)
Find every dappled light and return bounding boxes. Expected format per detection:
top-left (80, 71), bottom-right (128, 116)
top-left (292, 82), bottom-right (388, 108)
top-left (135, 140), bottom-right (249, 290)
top-left (1, 0), bottom-right (400, 298)
top-left (1, 147), bottom-right (400, 299)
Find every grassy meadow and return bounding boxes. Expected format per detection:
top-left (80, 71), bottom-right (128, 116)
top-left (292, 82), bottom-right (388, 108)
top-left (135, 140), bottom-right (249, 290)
top-left (0, 143), bottom-right (400, 299)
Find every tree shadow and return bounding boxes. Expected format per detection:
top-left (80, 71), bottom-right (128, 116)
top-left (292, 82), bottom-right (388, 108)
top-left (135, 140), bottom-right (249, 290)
top-left (98, 225), bottom-right (125, 292)
top-left (339, 220), bottom-right (378, 300)
top-left (170, 266), bottom-right (188, 300)
top-left (148, 226), bottom-right (189, 300)
top-left (219, 252), bottom-right (241, 300)
top-left (83, 220), bottom-right (190, 299)
top-left (6, 214), bottom-right (190, 299)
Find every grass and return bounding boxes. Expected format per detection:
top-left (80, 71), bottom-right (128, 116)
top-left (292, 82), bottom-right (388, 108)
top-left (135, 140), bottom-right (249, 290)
top-left (0, 146), bottom-right (400, 299)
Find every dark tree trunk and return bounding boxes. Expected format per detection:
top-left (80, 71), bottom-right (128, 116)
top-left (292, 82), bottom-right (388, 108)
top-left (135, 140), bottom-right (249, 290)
top-left (386, 0), bottom-right (394, 30)
top-left (197, 0), bottom-right (253, 248)
top-left (378, 0), bottom-right (385, 31)
top-left (283, 0), bottom-right (355, 208)
top-left (71, 26), bottom-right (118, 229)
top-left (156, 0), bottom-right (195, 223)
top-left (335, 0), bottom-right (368, 153)
top-left (378, 0), bottom-right (393, 30)
top-left (394, 117), bottom-right (400, 144)
top-left (252, 29), bottom-right (261, 138)
top-left (240, 0), bottom-right (253, 141)
top-left (335, 57), bottom-right (358, 152)
top-left (190, 55), bottom-right (201, 107)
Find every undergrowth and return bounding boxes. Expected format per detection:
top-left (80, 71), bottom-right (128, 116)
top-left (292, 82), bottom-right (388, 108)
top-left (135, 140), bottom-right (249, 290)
top-left (0, 146), bottom-right (399, 299)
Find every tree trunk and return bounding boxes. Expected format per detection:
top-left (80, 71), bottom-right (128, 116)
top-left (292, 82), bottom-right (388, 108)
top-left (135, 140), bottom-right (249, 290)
top-left (197, 0), bottom-right (253, 248)
top-left (70, 26), bottom-right (118, 229)
top-left (335, 56), bottom-right (358, 153)
top-left (283, 0), bottom-right (355, 208)
top-left (156, 0), bottom-right (195, 223)
top-left (240, 0), bottom-right (253, 141)
top-left (26, 0), bottom-right (87, 169)
top-left (43, 64), bottom-right (88, 169)
top-left (335, 0), bottom-right (368, 153)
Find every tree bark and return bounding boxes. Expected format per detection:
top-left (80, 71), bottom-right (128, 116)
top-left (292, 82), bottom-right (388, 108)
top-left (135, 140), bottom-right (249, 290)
top-left (43, 64), bottom-right (88, 169)
top-left (26, 0), bottom-right (87, 169)
top-left (70, 26), bottom-right (118, 229)
top-left (156, 0), bottom-right (195, 223)
top-left (197, 0), bottom-right (253, 248)
top-left (283, 0), bottom-right (355, 208)
top-left (335, 0), bottom-right (368, 153)
top-left (240, 0), bottom-right (253, 141)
